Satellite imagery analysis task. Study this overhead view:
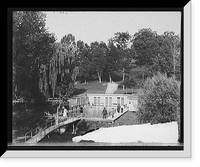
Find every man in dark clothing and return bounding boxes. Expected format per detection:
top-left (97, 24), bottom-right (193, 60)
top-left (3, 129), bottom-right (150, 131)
top-left (117, 104), bottom-right (121, 113)
top-left (102, 107), bottom-right (108, 119)
top-left (80, 106), bottom-right (83, 117)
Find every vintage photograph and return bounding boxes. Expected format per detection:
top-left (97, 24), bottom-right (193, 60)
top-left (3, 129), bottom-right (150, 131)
top-left (11, 10), bottom-right (183, 150)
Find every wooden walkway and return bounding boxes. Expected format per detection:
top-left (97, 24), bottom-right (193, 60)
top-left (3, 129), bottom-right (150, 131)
top-left (25, 116), bottom-right (81, 143)
top-left (24, 105), bottom-right (84, 144)
top-left (24, 106), bottom-right (129, 144)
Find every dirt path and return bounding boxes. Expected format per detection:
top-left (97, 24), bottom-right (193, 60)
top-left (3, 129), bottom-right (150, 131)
top-left (105, 82), bottom-right (118, 94)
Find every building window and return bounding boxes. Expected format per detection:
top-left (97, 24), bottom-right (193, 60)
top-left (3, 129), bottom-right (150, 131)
top-left (94, 97), bottom-right (97, 105)
top-left (86, 97), bottom-right (89, 104)
top-left (117, 97), bottom-right (120, 105)
top-left (81, 97), bottom-right (85, 105)
top-left (109, 97), bottom-right (112, 106)
top-left (105, 97), bottom-right (108, 107)
top-left (98, 97), bottom-right (100, 106)
top-left (121, 97), bottom-right (124, 106)
top-left (77, 98), bottom-right (80, 106)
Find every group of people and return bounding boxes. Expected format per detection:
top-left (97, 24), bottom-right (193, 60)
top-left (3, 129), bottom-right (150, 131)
top-left (117, 104), bottom-right (125, 113)
top-left (45, 103), bottom-right (125, 121)
top-left (102, 104), bottom-right (125, 119)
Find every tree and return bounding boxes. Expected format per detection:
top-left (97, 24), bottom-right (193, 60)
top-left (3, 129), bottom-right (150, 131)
top-left (147, 32), bottom-right (181, 79)
top-left (13, 11), bottom-right (56, 104)
top-left (136, 72), bottom-right (180, 125)
top-left (113, 32), bottom-right (132, 50)
top-left (74, 40), bottom-right (86, 67)
top-left (106, 39), bottom-right (119, 82)
top-left (112, 32), bottom-right (134, 87)
top-left (131, 28), bottom-right (159, 80)
top-left (54, 73), bottom-right (74, 124)
top-left (75, 40), bottom-right (92, 83)
top-left (46, 34), bottom-right (78, 124)
top-left (132, 28), bottom-right (159, 67)
top-left (132, 29), bottom-right (181, 81)
top-left (159, 31), bottom-right (181, 80)
top-left (90, 41), bottom-right (107, 83)
top-left (43, 34), bottom-right (78, 98)
top-left (123, 76), bottom-right (137, 89)
top-left (78, 56), bottom-right (92, 84)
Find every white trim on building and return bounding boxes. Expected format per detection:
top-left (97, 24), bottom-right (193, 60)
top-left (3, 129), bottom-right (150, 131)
top-left (70, 93), bottom-right (138, 112)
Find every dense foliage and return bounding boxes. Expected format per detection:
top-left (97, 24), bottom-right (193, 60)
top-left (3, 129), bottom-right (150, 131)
top-left (136, 73), bottom-right (180, 124)
top-left (13, 11), bottom-right (56, 103)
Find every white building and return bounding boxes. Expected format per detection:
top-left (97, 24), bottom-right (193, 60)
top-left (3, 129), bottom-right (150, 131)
top-left (70, 93), bottom-right (138, 112)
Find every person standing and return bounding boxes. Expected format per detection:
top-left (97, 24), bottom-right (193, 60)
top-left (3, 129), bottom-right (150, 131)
top-left (102, 107), bottom-right (108, 119)
top-left (111, 108), bottom-right (115, 118)
top-left (63, 106), bottom-right (68, 117)
top-left (121, 105), bottom-right (124, 113)
top-left (80, 106), bottom-right (83, 117)
top-left (117, 104), bottom-right (121, 113)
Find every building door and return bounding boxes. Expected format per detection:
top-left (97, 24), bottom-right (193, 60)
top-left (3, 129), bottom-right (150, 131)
top-left (105, 97), bottom-right (108, 107)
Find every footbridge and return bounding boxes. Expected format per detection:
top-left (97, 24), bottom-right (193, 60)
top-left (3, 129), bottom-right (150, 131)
top-left (24, 105), bottom-right (84, 143)
top-left (24, 105), bottom-right (129, 144)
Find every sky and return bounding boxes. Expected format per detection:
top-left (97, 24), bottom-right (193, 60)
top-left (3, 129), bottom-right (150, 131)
top-left (45, 11), bottom-right (181, 45)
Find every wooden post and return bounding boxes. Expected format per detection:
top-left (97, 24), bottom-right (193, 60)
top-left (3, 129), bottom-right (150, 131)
top-left (72, 123), bottom-right (74, 134)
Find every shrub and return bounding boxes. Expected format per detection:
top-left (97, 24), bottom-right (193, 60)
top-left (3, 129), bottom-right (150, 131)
top-left (136, 72), bottom-right (180, 125)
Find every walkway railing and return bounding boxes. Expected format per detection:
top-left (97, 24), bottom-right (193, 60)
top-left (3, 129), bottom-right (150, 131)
top-left (46, 98), bottom-right (61, 102)
top-left (24, 119), bottom-right (56, 142)
top-left (24, 104), bottom-right (88, 143)
top-left (24, 103), bottom-right (128, 143)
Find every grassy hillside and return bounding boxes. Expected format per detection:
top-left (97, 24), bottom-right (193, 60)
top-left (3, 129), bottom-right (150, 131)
top-left (74, 80), bottom-right (138, 95)
top-left (74, 81), bottom-right (108, 94)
